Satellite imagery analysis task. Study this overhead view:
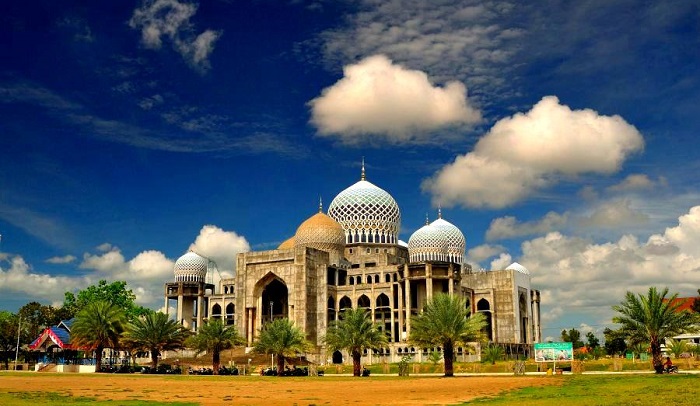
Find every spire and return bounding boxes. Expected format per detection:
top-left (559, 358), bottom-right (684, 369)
top-left (437, 204), bottom-right (442, 219)
top-left (318, 196), bottom-right (323, 213)
top-left (361, 157), bottom-right (366, 181)
top-left (425, 213), bottom-right (430, 225)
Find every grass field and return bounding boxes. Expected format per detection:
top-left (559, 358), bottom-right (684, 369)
top-left (0, 372), bottom-right (698, 405)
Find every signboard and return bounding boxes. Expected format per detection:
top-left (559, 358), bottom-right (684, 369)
top-left (534, 342), bottom-right (573, 362)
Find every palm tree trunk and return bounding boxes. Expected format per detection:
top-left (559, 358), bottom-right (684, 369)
top-left (150, 349), bottom-right (158, 370)
top-left (212, 349), bottom-right (220, 375)
top-left (650, 339), bottom-right (662, 373)
top-left (95, 346), bottom-right (104, 372)
top-left (444, 342), bottom-right (454, 377)
top-left (276, 354), bottom-right (285, 376)
top-left (352, 350), bottom-right (361, 377)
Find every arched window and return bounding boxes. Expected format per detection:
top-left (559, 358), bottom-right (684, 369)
top-left (212, 304), bottom-right (222, 318)
top-left (366, 275), bottom-right (372, 284)
top-left (358, 295), bottom-right (370, 309)
top-left (374, 275), bottom-right (379, 284)
top-left (327, 296), bottom-right (336, 324)
top-left (339, 296), bottom-right (352, 311)
top-left (385, 273), bottom-right (391, 283)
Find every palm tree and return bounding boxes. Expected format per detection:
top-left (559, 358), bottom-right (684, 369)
top-left (324, 307), bottom-right (388, 377)
top-left (186, 319), bottom-right (244, 374)
top-left (125, 312), bottom-right (190, 369)
top-left (253, 318), bottom-right (311, 375)
top-left (70, 300), bottom-right (126, 372)
top-left (665, 338), bottom-right (688, 359)
top-left (612, 287), bottom-right (699, 373)
top-left (409, 293), bottom-right (486, 377)
top-left (482, 343), bottom-right (505, 365)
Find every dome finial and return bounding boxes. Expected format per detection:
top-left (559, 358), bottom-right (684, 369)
top-left (319, 196), bottom-right (323, 213)
top-left (438, 204), bottom-right (442, 219)
top-left (425, 213), bottom-right (430, 225)
top-left (361, 157), bottom-right (366, 181)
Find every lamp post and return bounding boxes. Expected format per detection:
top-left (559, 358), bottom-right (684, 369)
top-left (14, 315), bottom-right (21, 370)
top-left (270, 301), bottom-right (274, 369)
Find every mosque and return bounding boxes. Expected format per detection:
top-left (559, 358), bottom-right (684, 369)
top-left (164, 165), bottom-right (542, 364)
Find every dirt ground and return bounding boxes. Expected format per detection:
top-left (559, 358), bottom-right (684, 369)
top-left (0, 373), bottom-right (558, 405)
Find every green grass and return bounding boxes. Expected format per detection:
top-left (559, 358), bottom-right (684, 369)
top-left (0, 391), bottom-right (196, 406)
top-left (464, 374), bottom-right (700, 405)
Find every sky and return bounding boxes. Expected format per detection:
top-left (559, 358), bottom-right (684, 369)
top-left (1, 0), bottom-right (699, 341)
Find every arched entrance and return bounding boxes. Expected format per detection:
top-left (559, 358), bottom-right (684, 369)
top-left (332, 350), bottom-right (343, 364)
top-left (477, 298), bottom-right (493, 341)
top-left (261, 279), bottom-right (288, 324)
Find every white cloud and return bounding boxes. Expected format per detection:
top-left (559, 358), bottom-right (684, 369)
top-left (0, 255), bottom-right (91, 303)
top-left (309, 55), bottom-right (481, 144)
top-left (519, 205), bottom-right (700, 331)
top-left (489, 253), bottom-right (512, 271)
top-left (486, 211), bottom-right (568, 241)
top-left (129, 0), bottom-right (222, 71)
top-left (466, 243), bottom-right (506, 264)
top-left (45, 255), bottom-right (76, 264)
top-left (578, 199), bottom-right (649, 228)
top-left (189, 225), bottom-right (250, 276)
top-left (607, 174), bottom-right (666, 192)
top-left (423, 96), bottom-right (644, 208)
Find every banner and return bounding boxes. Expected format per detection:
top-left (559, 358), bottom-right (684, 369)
top-left (534, 342), bottom-right (573, 362)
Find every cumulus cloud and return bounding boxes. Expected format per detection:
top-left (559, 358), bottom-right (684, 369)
top-left (309, 55), bottom-right (481, 144)
top-left (0, 255), bottom-right (90, 302)
top-left (189, 225), bottom-right (250, 277)
top-left (423, 96), bottom-right (644, 208)
top-left (45, 255), bottom-right (77, 264)
top-left (129, 0), bottom-right (222, 71)
top-left (80, 245), bottom-right (173, 281)
top-left (489, 253), bottom-right (513, 271)
top-left (466, 243), bottom-right (506, 264)
top-left (578, 199), bottom-right (649, 228)
top-left (486, 211), bottom-right (568, 241)
top-left (519, 205), bottom-right (700, 329)
top-left (607, 174), bottom-right (666, 192)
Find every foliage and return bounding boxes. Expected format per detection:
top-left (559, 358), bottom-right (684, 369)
top-left (603, 327), bottom-right (627, 356)
top-left (561, 328), bottom-right (585, 349)
top-left (585, 332), bottom-right (599, 349)
top-left (612, 286), bottom-right (699, 372)
top-left (427, 350), bottom-right (443, 365)
top-left (253, 318), bottom-right (311, 375)
top-left (397, 354), bottom-right (412, 376)
top-left (482, 343), bottom-right (505, 365)
top-left (70, 300), bottom-right (126, 371)
top-left (410, 294), bottom-right (485, 377)
top-left (17, 302), bottom-right (65, 340)
top-left (63, 280), bottom-right (151, 321)
top-left (627, 342), bottom-right (648, 359)
top-left (125, 312), bottom-right (189, 369)
top-left (0, 311), bottom-right (22, 369)
top-left (185, 318), bottom-right (243, 374)
top-left (665, 338), bottom-right (688, 359)
top-left (692, 289), bottom-right (700, 313)
top-left (324, 307), bottom-right (388, 376)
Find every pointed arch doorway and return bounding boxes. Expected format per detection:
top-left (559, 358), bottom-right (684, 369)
top-left (261, 278), bottom-right (288, 324)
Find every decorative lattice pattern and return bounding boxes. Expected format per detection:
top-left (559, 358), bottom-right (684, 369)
top-left (506, 262), bottom-right (530, 274)
top-left (294, 212), bottom-right (346, 253)
top-left (407, 218), bottom-right (465, 264)
top-left (174, 251), bottom-right (208, 282)
top-left (327, 180), bottom-right (401, 244)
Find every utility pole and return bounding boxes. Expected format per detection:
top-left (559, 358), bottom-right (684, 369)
top-left (270, 301), bottom-right (274, 369)
top-left (14, 315), bottom-right (21, 370)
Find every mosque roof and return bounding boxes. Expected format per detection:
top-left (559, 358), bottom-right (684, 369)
top-left (294, 208), bottom-right (345, 252)
top-left (407, 211), bottom-right (465, 264)
top-left (174, 251), bottom-right (208, 282)
top-left (277, 236), bottom-right (295, 250)
top-left (506, 262), bottom-right (530, 275)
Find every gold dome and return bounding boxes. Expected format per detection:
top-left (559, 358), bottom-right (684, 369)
top-left (277, 236), bottom-right (295, 250)
top-left (294, 211), bottom-right (345, 252)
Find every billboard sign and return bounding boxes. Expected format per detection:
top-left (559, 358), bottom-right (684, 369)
top-left (534, 342), bottom-right (573, 362)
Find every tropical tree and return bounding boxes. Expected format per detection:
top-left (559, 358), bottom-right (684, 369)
top-left (125, 312), bottom-right (189, 369)
top-left (253, 318), bottom-right (311, 375)
top-left (70, 300), bottom-right (126, 371)
top-left (409, 293), bottom-right (486, 377)
top-left (323, 307), bottom-right (388, 376)
top-left (603, 327), bottom-right (627, 356)
top-left (665, 338), bottom-right (688, 359)
top-left (561, 328), bottom-right (585, 349)
top-left (482, 343), bottom-right (505, 365)
top-left (186, 318), bottom-right (244, 374)
top-left (612, 287), bottom-right (699, 372)
top-left (63, 280), bottom-right (150, 321)
top-left (585, 332), bottom-right (600, 349)
top-left (0, 311), bottom-right (21, 370)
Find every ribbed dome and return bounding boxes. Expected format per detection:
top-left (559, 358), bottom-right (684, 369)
top-left (174, 251), bottom-right (208, 282)
top-left (407, 213), bottom-right (465, 264)
top-left (431, 218), bottom-right (466, 264)
top-left (278, 236), bottom-right (295, 250)
top-left (408, 222), bottom-right (449, 262)
top-left (327, 168), bottom-right (400, 245)
top-left (506, 262), bottom-right (530, 275)
top-left (294, 211), bottom-right (345, 253)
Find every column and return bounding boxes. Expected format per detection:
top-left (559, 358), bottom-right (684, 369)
top-left (246, 308), bottom-right (254, 346)
top-left (426, 263), bottom-right (433, 302)
top-left (404, 265), bottom-right (411, 339)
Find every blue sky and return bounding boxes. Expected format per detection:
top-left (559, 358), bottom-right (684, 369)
top-left (1, 0), bottom-right (699, 340)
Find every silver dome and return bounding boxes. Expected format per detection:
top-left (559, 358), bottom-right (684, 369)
top-left (174, 251), bottom-right (208, 282)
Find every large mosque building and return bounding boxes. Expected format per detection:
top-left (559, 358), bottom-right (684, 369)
top-left (164, 165), bottom-right (541, 364)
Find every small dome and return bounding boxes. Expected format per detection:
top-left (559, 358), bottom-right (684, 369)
top-left (328, 164), bottom-right (401, 245)
top-left (506, 262), bottom-right (530, 275)
top-left (407, 212), bottom-right (465, 264)
top-left (174, 251), bottom-right (208, 282)
top-left (408, 222), bottom-right (449, 262)
top-left (294, 211), bottom-right (345, 253)
top-left (278, 236), bottom-right (295, 250)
